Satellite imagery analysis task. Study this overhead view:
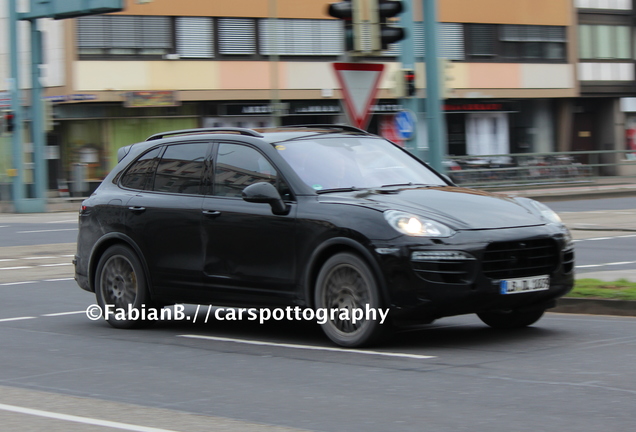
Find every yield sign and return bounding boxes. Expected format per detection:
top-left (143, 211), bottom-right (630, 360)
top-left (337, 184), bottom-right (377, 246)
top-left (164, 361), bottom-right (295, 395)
top-left (332, 62), bottom-right (385, 130)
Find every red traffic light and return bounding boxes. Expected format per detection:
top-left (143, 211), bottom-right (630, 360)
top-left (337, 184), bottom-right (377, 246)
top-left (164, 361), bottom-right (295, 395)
top-left (4, 112), bottom-right (14, 133)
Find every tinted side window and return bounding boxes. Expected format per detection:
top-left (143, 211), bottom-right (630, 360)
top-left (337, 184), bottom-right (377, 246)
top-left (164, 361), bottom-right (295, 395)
top-left (214, 143), bottom-right (277, 198)
top-left (153, 143), bottom-right (209, 195)
top-left (120, 147), bottom-right (161, 190)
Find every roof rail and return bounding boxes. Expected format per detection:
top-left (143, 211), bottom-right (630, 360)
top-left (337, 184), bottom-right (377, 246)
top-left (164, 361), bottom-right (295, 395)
top-left (271, 124), bottom-right (370, 134)
top-left (146, 127), bottom-right (264, 141)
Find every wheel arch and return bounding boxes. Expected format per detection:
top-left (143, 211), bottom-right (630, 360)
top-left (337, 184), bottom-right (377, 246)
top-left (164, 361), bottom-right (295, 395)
top-left (88, 233), bottom-right (152, 295)
top-left (303, 237), bottom-right (389, 309)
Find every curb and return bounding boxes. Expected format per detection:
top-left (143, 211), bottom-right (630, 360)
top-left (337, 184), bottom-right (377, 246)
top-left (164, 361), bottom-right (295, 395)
top-left (552, 298), bottom-right (636, 317)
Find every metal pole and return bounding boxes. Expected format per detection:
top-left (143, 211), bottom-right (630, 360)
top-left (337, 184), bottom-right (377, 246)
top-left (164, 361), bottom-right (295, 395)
top-left (398, 0), bottom-right (422, 156)
top-left (269, 0), bottom-right (282, 127)
top-left (423, 0), bottom-right (446, 173)
top-left (9, 0), bottom-right (25, 209)
top-left (31, 22), bottom-right (47, 211)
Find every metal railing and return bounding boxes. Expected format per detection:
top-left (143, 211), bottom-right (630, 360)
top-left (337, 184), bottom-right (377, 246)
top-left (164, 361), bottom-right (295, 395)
top-left (445, 150), bottom-right (636, 188)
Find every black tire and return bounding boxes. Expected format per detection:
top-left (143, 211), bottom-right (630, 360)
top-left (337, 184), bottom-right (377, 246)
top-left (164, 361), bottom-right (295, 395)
top-left (314, 252), bottom-right (390, 347)
top-left (477, 308), bottom-right (545, 329)
top-left (94, 245), bottom-right (152, 329)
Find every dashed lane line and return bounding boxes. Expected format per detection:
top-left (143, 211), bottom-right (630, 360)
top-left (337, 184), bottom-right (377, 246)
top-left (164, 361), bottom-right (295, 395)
top-left (0, 402), bottom-right (182, 432)
top-left (178, 334), bottom-right (436, 360)
top-left (0, 263), bottom-right (73, 271)
top-left (16, 228), bottom-right (78, 234)
top-left (0, 278), bottom-right (74, 286)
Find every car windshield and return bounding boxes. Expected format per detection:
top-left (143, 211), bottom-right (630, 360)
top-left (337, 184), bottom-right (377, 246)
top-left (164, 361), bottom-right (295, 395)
top-left (274, 136), bottom-right (446, 192)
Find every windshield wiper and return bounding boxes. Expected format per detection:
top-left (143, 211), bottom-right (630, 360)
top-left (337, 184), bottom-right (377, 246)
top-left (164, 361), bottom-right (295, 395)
top-left (379, 182), bottom-right (430, 188)
top-left (316, 187), bottom-right (362, 194)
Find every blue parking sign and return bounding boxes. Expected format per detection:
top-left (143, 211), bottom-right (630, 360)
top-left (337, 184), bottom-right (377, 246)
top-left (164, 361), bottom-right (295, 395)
top-left (394, 110), bottom-right (416, 140)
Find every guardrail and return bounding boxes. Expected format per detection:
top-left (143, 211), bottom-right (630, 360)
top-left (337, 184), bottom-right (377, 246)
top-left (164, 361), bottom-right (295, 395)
top-left (446, 150), bottom-right (636, 187)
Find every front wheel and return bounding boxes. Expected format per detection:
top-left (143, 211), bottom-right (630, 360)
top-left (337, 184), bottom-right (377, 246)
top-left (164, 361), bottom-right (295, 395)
top-left (94, 245), bottom-right (151, 329)
top-left (314, 253), bottom-right (390, 347)
top-left (477, 308), bottom-right (545, 329)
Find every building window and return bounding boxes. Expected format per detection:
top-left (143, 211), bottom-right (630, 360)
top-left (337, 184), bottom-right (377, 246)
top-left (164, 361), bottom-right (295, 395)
top-left (77, 15), bottom-right (172, 57)
top-left (467, 24), bottom-right (496, 57)
top-left (411, 22), bottom-right (465, 60)
top-left (579, 25), bottom-right (631, 60)
top-left (176, 17), bottom-right (214, 59)
top-left (218, 18), bottom-right (256, 55)
top-left (259, 19), bottom-right (342, 56)
top-left (500, 25), bottom-right (566, 60)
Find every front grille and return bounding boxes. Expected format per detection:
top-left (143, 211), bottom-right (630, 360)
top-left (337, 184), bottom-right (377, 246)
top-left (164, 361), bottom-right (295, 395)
top-left (482, 238), bottom-right (559, 279)
top-left (411, 252), bottom-right (477, 284)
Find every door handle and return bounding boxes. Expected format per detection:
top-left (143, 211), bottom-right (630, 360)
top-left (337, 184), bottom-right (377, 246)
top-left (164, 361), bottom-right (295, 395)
top-left (202, 210), bottom-right (221, 217)
top-left (128, 206), bottom-right (146, 213)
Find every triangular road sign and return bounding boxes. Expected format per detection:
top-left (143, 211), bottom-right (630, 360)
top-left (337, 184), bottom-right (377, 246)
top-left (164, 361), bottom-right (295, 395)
top-left (332, 63), bottom-right (385, 130)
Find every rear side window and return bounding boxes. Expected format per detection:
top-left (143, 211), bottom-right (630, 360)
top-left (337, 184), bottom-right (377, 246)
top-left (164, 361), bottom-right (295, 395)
top-left (120, 147), bottom-right (161, 190)
top-left (214, 143), bottom-right (278, 198)
top-left (153, 143), bottom-right (210, 195)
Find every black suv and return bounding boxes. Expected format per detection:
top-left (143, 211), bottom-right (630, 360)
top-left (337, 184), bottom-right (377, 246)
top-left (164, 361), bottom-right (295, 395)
top-left (75, 126), bottom-right (574, 347)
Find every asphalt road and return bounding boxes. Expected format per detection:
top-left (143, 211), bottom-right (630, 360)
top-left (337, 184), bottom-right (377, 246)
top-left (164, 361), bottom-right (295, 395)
top-left (0, 198), bottom-right (635, 431)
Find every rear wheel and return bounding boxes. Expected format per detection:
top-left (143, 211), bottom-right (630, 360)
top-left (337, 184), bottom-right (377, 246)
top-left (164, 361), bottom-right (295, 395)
top-left (477, 308), bottom-right (545, 329)
top-left (95, 245), bottom-right (152, 329)
top-left (314, 253), bottom-right (390, 347)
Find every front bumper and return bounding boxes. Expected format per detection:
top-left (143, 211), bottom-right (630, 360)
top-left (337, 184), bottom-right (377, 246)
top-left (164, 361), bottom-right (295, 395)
top-left (373, 225), bottom-right (574, 322)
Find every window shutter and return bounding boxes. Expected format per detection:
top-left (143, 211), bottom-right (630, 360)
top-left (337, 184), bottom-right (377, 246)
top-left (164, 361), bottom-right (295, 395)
top-left (440, 23), bottom-right (464, 60)
top-left (218, 18), bottom-right (256, 55)
top-left (77, 16), bottom-right (107, 48)
top-left (176, 17), bottom-right (214, 58)
top-left (469, 24), bottom-right (495, 56)
top-left (111, 16), bottom-right (137, 48)
top-left (140, 16), bottom-right (171, 49)
top-left (260, 19), bottom-right (343, 55)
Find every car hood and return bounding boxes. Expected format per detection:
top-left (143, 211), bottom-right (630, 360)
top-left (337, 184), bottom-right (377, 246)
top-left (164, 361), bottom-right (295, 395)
top-left (319, 186), bottom-right (545, 230)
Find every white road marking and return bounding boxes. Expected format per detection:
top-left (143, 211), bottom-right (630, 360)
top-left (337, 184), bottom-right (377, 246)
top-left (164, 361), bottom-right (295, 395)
top-left (16, 228), bottom-right (78, 233)
top-left (41, 311), bottom-right (85, 317)
top-left (46, 219), bottom-right (77, 223)
top-left (0, 402), bottom-right (181, 432)
top-left (0, 281), bottom-right (38, 286)
top-left (577, 261), bottom-right (636, 269)
top-left (24, 256), bottom-right (56, 260)
top-left (0, 316), bottom-right (36, 323)
top-left (574, 234), bottom-right (636, 242)
top-left (0, 278), bottom-right (73, 286)
top-left (178, 334), bottom-right (436, 359)
top-left (0, 262), bottom-right (73, 271)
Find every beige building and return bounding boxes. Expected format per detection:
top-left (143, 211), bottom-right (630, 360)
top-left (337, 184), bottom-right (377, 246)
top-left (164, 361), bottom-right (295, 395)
top-left (4, 0), bottom-right (626, 191)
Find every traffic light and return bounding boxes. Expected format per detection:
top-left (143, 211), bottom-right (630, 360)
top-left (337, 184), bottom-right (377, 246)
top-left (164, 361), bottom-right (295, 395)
top-left (3, 111), bottom-right (14, 133)
top-left (404, 69), bottom-right (415, 97)
top-left (375, 0), bottom-right (405, 51)
top-left (327, 0), bottom-right (360, 52)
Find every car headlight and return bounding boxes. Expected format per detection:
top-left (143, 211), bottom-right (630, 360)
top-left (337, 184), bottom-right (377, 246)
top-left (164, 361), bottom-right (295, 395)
top-left (384, 210), bottom-right (455, 237)
top-left (530, 201), bottom-right (562, 225)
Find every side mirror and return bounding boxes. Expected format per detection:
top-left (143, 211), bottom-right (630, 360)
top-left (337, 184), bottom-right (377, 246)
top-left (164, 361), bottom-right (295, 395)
top-left (242, 182), bottom-right (290, 215)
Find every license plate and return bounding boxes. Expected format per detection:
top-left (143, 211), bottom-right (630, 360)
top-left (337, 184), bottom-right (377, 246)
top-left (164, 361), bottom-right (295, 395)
top-left (500, 275), bottom-right (550, 295)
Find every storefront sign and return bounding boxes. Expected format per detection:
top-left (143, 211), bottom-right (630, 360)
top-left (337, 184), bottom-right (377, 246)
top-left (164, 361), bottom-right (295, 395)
top-left (223, 100), bottom-right (404, 117)
top-left (124, 91), bottom-right (180, 108)
top-left (44, 94), bottom-right (98, 103)
top-left (444, 103), bottom-right (506, 112)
